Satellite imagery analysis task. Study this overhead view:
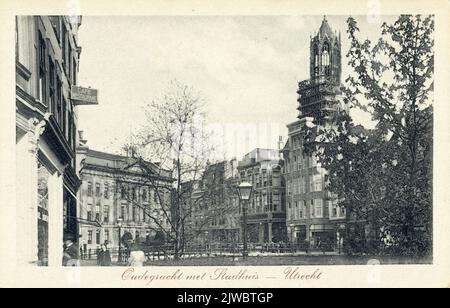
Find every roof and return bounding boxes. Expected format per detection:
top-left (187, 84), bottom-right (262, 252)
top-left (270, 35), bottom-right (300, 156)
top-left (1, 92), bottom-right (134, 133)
top-left (86, 149), bottom-right (127, 161)
top-left (81, 149), bottom-right (172, 179)
top-left (319, 16), bottom-right (335, 38)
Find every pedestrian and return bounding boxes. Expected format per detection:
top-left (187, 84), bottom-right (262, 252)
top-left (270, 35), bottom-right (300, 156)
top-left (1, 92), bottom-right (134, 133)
top-left (63, 233), bottom-right (79, 266)
top-left (127, 243), bottom-right (146, 267)
top-left (304, 239), bottom-right (310, 254)
top-left (97, 244), bottom-right (112, 266)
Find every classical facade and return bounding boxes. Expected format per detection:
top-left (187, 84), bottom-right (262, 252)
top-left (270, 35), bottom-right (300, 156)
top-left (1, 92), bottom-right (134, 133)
top-left (76, 147), bottom-right (173, 253)
top-left (15, 16), bottom-right (92, 266)
top-left (282, 17), bottom-right (347, 251)
top-left (238, 149), bottom-right (286, 243)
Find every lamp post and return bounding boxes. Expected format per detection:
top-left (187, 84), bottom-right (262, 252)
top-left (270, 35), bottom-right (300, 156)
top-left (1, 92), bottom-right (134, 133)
top-left (117, 218), bottom-right (123, 263)
top-left (237, 182), bottom-right (253, 260)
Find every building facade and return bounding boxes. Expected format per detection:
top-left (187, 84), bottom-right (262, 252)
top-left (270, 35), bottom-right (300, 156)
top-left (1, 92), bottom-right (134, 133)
top-left (283, 17), bottom-right (347, 251)
top-left (187, 160), bottom-right (241, 245)
top-left (238, 149), bottom-right (286, 244)
top-left (76, 147), bottom-right (173, 253)
top-left (15, 16), bottom-right (91, 266)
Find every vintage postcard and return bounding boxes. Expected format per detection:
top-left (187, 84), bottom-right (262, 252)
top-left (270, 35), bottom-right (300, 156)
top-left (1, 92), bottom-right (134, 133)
top-left (0, 0), bottom-right (449, 288)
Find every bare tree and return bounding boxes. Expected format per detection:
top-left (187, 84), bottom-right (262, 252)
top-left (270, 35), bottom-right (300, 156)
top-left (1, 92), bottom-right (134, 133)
top-left (121, 81), bottom-right (216, 259)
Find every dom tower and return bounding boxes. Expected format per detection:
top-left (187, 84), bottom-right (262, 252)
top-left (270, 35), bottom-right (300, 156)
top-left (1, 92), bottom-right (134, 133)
top-left (282, 16), bottom-right (347, 253)
top-left (298, 16), bottom-right (344, 120)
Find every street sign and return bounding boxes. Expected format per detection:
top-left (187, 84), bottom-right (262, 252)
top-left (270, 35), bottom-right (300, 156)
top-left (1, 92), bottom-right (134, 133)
top-left (71, 86), bottom-right (98, 105)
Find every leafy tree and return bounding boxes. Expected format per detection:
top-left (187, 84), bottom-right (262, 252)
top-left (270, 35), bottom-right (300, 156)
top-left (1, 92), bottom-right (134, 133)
top-left (305, 15), bottom-right (433, 257)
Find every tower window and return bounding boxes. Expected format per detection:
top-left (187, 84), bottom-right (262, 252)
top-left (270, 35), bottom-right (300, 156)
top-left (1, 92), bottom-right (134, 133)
top-left (313, 44), bottom-right (319, 78)
top-left (322, 42), bottom-right (331, 76)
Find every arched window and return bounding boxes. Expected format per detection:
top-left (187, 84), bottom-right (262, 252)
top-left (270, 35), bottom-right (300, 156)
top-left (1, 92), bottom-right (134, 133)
top-left (313, 44), bottom-right (319, 77)
top-left (322, 42), bottom-right (331, 76)
top-left (322, 42), bottom-right (330, 66)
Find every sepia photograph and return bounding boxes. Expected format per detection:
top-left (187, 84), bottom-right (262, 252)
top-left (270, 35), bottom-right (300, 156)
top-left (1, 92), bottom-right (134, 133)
top-left (2, 0), bottom-right (450, 289)
top-left (14, 13), bottom-right (434, 267)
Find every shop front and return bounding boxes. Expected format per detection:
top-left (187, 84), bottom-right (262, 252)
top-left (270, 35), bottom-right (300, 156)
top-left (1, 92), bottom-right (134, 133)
top-left (309, 224), bottom-right (337, 251)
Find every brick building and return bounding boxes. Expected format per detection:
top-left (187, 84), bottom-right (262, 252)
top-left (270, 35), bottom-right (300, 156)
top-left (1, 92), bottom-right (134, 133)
top-left (237, 149), bottom-right (286, 243)
top-left (186, 160), bottom-right (241, 245)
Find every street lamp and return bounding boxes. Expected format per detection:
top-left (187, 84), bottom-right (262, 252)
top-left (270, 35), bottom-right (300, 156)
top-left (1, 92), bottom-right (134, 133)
top-left (237, 182), bottom-right (253, 260)
top-left (117, 218), bottom-right (123, 263)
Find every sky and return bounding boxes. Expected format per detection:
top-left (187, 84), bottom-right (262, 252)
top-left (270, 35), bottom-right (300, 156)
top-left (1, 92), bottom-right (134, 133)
top-left (76, 15), bottom-right (398, 161)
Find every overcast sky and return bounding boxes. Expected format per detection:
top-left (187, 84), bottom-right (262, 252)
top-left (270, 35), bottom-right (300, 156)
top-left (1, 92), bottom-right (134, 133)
top-left (76, 15), bottom-right (397, 160)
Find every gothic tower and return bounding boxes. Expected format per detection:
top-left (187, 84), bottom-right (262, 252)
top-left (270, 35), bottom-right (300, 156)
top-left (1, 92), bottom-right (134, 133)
top-left (297, 16), bottom-right (343, 120)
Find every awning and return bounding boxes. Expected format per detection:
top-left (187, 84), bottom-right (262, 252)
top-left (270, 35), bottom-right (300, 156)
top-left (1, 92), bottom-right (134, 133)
top-left (63, 183), bottom-right (79, 201)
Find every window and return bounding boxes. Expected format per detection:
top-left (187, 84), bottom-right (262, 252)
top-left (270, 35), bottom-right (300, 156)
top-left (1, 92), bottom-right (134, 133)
top-left (95, 230), bottom-right (101, 244)
top-left (310, 200), bottom-right (315, 218)
top-left (95, 183), bottom-right (101, 197)
top-left (299, 201), bottom-right (304, 219)
top-left (313, 44), bottom-right (319, 77)
top-left (68, 49), bottom-right (72, 84)
top-left (341, 206), bottom-right (346, 218)
top-left (48, 58), bottom-right (55, 114)
top-left (38, 33), bottom-right (46, 105)
top-left (314, 199), bottom-right (323, 218)
top-left (311, 174), bottom-right (323, 192)
top-left (104, 230), bottom-right (110, 243)
top-left (104, 183), bottom-right (109, 199)
top-left (67, 109), bottom-right (72, 146)
top-left (95, 204), bottom-right (100, 221)
top-left (121, 186), bottom-right (127, 199)
top-left (133, 206), bottom-right (137, 222)
top-left (131, 187), bottom-right (136, 201)
top-left (62, 23), bottom-right (67, 71)
top-left (87, 182), bottom-right (93, 197)
top-left (61, 99), bottom-right (67, 134)
top-left (322, 42), bottom-right (330, 76)
top-left (88, 230), bottom-right (93, 244)
top-left (103, 206), bottom-right (109, 223)
top-left (73, 58), bottom-right (77, 85)
top-left (87, 208), bottom-right (92, 221)
top-left (56, 80), bottom-right (62, 125)
top-left (121, 205), bottom-right (126, 219)
top-left (142, 189), bottom-right (147, 202)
